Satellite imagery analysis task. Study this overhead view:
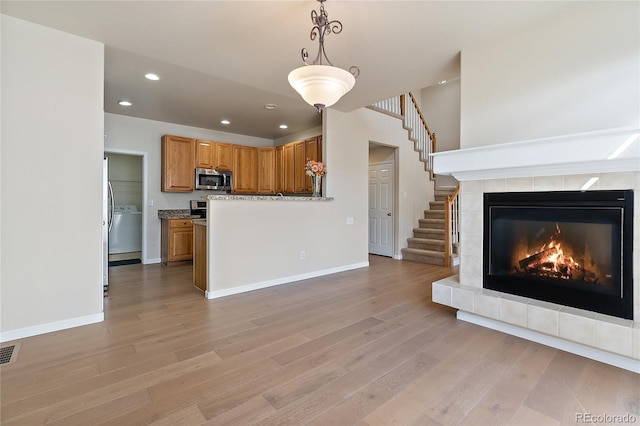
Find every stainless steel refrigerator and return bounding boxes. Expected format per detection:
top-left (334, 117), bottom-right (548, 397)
top-left (103, 157), bottom-right (114, 293)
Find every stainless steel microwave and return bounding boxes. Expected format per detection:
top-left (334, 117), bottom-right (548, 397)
top-left (195, 168), bottom-right (232, 191)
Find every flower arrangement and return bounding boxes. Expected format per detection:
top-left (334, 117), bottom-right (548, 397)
top-left (305, 160), bottom-right (327, 177)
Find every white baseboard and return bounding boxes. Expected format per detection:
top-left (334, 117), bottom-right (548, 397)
top-left (393, 254), bottom-right (403, 260)
top-left (145, 258), bottom-right (161, 264)
top-left (205, 262), bottom-right (369, 300)
top-left (0, 313), bottom-right (104, 343)
top-left (457, 311), bottom-right (640, 374)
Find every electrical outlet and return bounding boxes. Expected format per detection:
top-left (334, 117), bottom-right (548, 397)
top-left (300, 250), bottom-right (306, 260)
top-left (346, 217), bottom-right (354, 225)
top-left (148, 199), bottom-right (154, 206)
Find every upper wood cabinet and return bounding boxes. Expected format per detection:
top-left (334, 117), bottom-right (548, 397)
top-left (303, 136), bottom-right (321, 192)
top-left (215, 143), bottom-right (233, 170)
top-left (195, 140), bottom-right (233, 170)
top-left (195, 139), bottom-right (214, 168)
top-left (232, 145), bottom-right (258, 193)
top-left (277, 135), bottom-right (322, 194)
top-left (162, 135), bottom-right (195, 192)
top-left (257, 147), bottom-right (276, 194)
top-left (283, 143), bottom-right (295, 193)
top-left (275, 145), bottom-right (284, 193)
top-left (293, 141), bottom-right (307, 193)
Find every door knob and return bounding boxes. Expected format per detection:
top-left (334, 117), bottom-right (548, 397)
top-left (387, 213), bottom-right (392, 216)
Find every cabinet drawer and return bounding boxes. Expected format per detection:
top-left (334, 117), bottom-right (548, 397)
top-left (170, 219), bottom-right (193, 229)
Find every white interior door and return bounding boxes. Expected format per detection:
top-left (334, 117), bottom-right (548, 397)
top-left (368, 162), bottom-right (394, 257)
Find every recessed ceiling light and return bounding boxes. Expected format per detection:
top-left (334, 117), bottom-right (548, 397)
top-left (118, 100), bottom-right (132, 106)
top-left (221, 120), bottom-right (230, 125)
top-left (279, 124), bottom-right (288, 129)
top-left (265, 104), bottom-right (277, 110)
top-left (145, 73), bottom-right (160, 81)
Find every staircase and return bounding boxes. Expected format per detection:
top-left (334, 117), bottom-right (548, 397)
top-left (370, 93), bottom-right (460, 267)
top-left (401, 188), bottom-right (456, 266)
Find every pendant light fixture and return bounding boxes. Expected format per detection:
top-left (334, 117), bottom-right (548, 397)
top-left (288, 0), bottom-right (359, 113)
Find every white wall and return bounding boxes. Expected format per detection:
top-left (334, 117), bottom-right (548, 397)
top-left (104, 113), bottom-right (273, 263)
top-left (324, 107), bottom-right (433, 259)
top-left (421, 79), bottom-right (461, 153)
top-left (1, 16), bottom-right (104, 338)
top-left (460, 1), bottom-right (639, 148)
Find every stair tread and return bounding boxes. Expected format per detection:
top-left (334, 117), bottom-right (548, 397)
top-left (407, 237), bottom-right (444, 243)
top-left (413, 228), bottom-right (444, 233)
top-left (401, 248), bottom-right (445, 258)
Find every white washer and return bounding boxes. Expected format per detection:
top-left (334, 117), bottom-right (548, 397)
top-left (109, 204), bottom-right (142, 254)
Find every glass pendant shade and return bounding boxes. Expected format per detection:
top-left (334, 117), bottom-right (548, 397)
top-left (288, 64), bottom-right (355, 112)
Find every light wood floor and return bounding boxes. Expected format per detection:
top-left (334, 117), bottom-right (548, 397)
top-left (1, 256), bottom-right (638, 425)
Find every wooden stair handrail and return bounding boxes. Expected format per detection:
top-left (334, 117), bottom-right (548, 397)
top-left (407, 93), bottom-right (437, 154)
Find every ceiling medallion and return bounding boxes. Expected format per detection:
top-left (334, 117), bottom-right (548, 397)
top-left (288, 0), bottom-right (359, 113)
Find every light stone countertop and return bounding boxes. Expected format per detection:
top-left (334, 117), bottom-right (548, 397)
top-left (191, 218), bottom-right (207, 226)
top-left (203, 194), bottom-right (334, 201)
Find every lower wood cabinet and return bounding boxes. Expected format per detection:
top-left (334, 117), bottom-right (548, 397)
top-left (192, 222), bottom-right (207, 292)
top-left (161, 218), bottom-right (193, 266)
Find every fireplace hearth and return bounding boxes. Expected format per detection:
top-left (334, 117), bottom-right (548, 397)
top-left (484, 190), bottom-right (634, 319)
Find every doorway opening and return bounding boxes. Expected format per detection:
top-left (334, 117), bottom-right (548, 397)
top-left (368, 143), bottom-right (398, 257)
top-left (104, 150), bottom-right (148, 265)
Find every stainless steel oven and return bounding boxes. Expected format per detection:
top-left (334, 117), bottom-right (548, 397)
top-left (195, 168), bottom-right (232, 191)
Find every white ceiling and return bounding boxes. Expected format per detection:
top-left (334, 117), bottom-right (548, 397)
top-left (1, 1), bottom-right (575, 139)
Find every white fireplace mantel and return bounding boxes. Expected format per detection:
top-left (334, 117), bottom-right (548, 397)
top-left (431, 127), bottom-right (640, 181)
top-left (430, 127), bottom-right (640, 372)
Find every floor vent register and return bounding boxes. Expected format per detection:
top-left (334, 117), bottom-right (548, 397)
top-left (0, 342), bottom-right (21, 365)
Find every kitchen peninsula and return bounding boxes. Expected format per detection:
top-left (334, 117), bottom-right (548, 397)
top-left (194, 193), bottom-right (369, 301)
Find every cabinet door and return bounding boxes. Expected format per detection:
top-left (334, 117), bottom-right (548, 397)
top-left (304, 136), bottom-right (320, 192)
top-left (195, 140), bottom-right (215, 168)
top-left (161, 219), bottom-right (193, 264)
top-left (293, 141), bottom-right (307, 193)
top-left (232, 145), bottom-right (258, 193)
top-left (170, 228), bottom-right (193, 261)
top-left (257, 147), bottom-right (276, 194)
top-left (275, 145), bottom-right (284, 193)
top-left (162, 135), bottom-right (195, 192)
top-left (215, 143), bottom-right (234, 170)
top-left (283, 144), bottom-right (295, 193)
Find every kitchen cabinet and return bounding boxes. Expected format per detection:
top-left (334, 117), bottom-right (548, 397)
top-left (283, 143), bottom-right (295, 193)
top-left (215, 143), bottom-right (233, 170)
top-left (232, 145), bottom-right (258, 193)
top-left (293, 141), bottom-right (307, 193)
top-left (277, 135), bottom-right (322, 194)
top-left (303, 136), bottom-right (321, 192)
top-left (257, 147), bottom-right (276, 194)
top-left (196, 140), bottom-right (233, 170)
top-left (195, 139), bottom-right (215, 168)
top-left (161, 218), bottom-right (193, 266)
top-left (162, 135), bottom-right (195, 192)
top-left (193, 222), bottom-right (207, 292)
top-left (275, 145), bottom-right (284, 193)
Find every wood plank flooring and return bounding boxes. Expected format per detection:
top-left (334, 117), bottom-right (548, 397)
top-left (1, 255), bottom-right (638, 425)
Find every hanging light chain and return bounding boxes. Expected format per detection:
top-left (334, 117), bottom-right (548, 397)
top-left (300, 0), bottom-right (359, 77)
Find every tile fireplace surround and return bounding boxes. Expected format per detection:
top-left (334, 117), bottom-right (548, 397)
top-left (431, 128), bottom-right (640, 372)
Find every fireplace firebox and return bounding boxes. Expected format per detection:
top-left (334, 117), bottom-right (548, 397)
top-left (483, 190), bottom-right (633, 319)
